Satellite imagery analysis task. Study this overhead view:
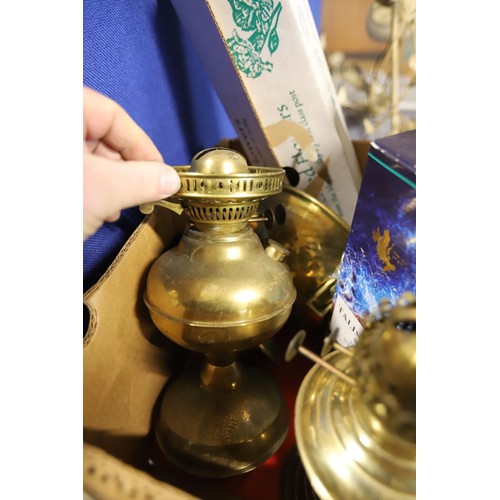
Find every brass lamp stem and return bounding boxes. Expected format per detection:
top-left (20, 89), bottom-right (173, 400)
top-left (200, 360), bottom-right (241, 393)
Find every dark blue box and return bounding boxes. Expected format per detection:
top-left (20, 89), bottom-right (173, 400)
top-left (330, 130), bottom-right (416, 346)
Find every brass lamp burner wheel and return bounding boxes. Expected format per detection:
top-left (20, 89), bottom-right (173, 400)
top-left (142, 147), bottom-right (285, 229)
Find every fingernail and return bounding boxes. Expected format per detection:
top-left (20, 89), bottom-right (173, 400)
top-left (160, 167), bottom-right (181, 196)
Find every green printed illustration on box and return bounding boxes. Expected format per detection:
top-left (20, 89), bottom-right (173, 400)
top-left (226, 0), bottom-right (283, 78)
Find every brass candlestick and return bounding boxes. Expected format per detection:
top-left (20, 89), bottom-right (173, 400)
top-left (142, 148), bottom-right (296, 477)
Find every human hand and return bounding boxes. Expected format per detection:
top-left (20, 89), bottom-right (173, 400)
top-left (83, 87), bottom-right (181, 239)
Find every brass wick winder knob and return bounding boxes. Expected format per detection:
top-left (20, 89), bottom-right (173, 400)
top-left (142, 148), bottom-right (296, 477)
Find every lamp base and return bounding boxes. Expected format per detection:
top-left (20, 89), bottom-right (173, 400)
top-left (155, 357), bottom-right (289, 478)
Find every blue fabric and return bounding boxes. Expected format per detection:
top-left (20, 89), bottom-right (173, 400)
top-left (83, 0), bottom-right (323, 292)
top-left (83, 0), bottom-right (235, 291)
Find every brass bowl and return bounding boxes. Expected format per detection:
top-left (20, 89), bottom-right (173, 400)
top-left (256, 186), bottom-right (350, 323)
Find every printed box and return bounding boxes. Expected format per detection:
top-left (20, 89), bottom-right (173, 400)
top-left (169, 0), bottom-right (361, 225)
top-left (330, 129), bottom-right (416, 346)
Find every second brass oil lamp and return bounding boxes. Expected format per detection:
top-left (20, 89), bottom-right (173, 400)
top-left (293, 293), bottom-right (416, 499)
top-left (142, 148), bottom-right (296, 478)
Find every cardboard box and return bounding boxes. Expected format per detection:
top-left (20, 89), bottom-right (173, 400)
top-left (321, 0), bottom-right (387, 55)
top-left (169, 0), bottom-right (361, 225)
top-left (83, 209), bottom-right (189, 466)
top-left (330, 129), bottom-right (416, 346)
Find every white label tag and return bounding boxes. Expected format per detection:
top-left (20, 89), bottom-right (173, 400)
top-left (330, 295), bottom-right (364, 347)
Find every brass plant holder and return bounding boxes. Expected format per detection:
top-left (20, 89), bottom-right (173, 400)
top-left (293, 293), bottom-right (416, 499)
top-left (142, 148), bottom-right (296, 478)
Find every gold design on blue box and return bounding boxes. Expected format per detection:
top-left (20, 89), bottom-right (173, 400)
top-left (372, 227), bottom-right (396, 272)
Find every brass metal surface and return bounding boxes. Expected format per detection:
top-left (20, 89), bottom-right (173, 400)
top-left (140, 148), bottom-right (284, 233)
top-left (256, 186), bottom-right (350, 323)
top-left (155, 357), bottom-right (289, 478)
top-left (145, 227), bottom-right (296, 353)
top-left (295, 294), bottom-right (416, 499)
top-left (144, 148), bottom-right (296, 477)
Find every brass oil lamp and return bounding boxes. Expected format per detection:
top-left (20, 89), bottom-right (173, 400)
top-left (142, 148), bottom-right (296, 478)
top-left (292, 293), bottom-right (416, 499)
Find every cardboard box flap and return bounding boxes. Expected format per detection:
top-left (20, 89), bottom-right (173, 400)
top-left (83, 442), bottom-right (200, 499)
top-left (83, 208), bottom-right (188, 466)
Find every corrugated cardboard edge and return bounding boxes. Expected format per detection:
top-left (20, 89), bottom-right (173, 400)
top-left (83, 442), bottom-right (200, 500)
top-left (352, 139), bottom-right (370, 174)
top-left (83, 208), bottom-right (188, 466)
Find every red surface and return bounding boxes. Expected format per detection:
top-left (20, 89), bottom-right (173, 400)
top-left (147, 316), bottom-right (327, 500)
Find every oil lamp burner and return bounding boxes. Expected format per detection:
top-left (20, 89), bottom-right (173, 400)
top-left (293, 292), bottom-right (416, 499)
top-left (142, 148), bottom-right (296, 478)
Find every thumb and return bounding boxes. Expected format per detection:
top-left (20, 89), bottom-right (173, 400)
top-left (84, 153), bottom-right (181, 222)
